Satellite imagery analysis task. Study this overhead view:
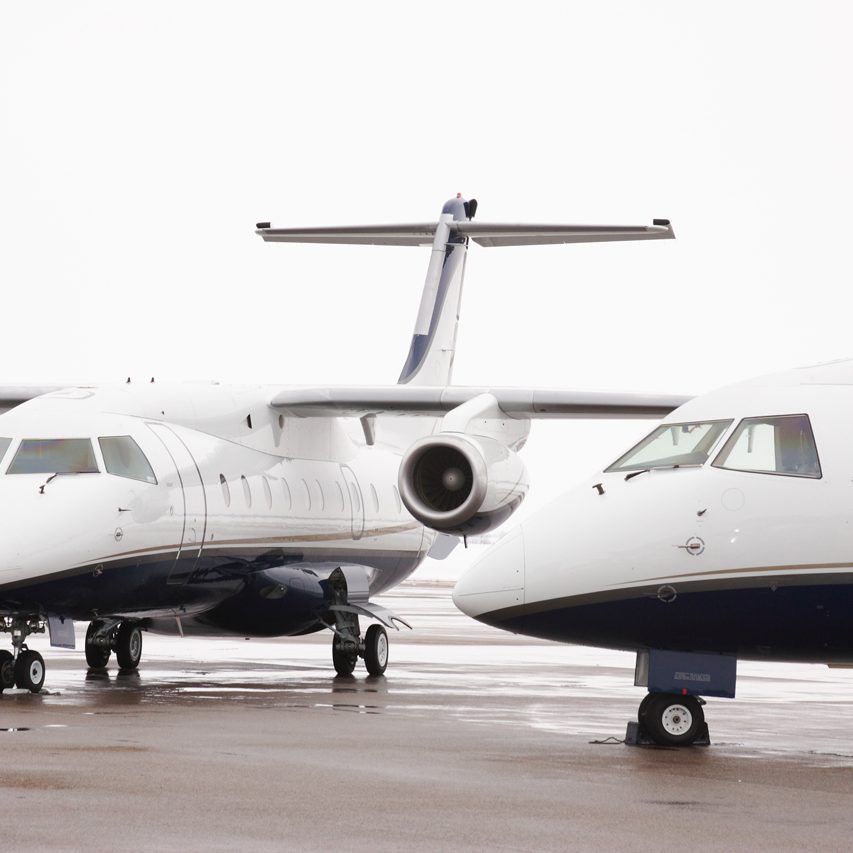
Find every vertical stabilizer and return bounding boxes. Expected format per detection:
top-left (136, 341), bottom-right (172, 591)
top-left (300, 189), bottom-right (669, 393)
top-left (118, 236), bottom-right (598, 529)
top-left (397, 195), bottom-right (472, 386)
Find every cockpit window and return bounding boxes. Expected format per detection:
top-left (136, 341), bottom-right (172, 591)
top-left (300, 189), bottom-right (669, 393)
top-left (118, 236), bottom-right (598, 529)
top-left (99, 436), bottom-right (157, 485)
top-left (712, 414), bottom-right (821, 478)
top-left (7, 439), bottom-right (99, 474)
top-left (0, 438), bottom-right (10, 464)
top-left (606, 420), bottom-right (733, 473)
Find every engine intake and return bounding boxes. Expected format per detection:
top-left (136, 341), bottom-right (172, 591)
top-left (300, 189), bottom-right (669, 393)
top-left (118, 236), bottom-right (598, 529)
top-left (398, 434), bottom-right (528, 536)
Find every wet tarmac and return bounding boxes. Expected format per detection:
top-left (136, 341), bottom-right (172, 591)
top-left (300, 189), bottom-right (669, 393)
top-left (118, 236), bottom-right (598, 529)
top-left (2, 583), bottom-right (853, 851)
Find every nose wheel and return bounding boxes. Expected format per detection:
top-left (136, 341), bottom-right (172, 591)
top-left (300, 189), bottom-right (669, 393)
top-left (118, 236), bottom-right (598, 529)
top-left (0, 616), bottom-right (47, 694)
top-left (629, 692), bottom-right (708, 746)
top-left (14, 649), bottom-right (45, 693)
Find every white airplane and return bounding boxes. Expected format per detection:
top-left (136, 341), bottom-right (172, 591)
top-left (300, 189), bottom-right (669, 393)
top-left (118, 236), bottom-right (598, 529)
top-left (454, 358), bottom-right (853, 746)
top-left (0, 195), bottom-right (680, 694)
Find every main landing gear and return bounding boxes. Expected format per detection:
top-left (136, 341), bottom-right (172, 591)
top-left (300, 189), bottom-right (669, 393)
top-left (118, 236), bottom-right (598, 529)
top-left (332, 622), bottom-right (389, 677)
top-left (324, 566), bottom-right (407, 678)
top-left (0, 616), bottom-right (47, 694)
top-left (85, 620), bottom-right (143, 671)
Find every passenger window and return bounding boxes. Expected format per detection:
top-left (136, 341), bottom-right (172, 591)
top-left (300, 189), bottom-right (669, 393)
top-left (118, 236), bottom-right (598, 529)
top-left (281, 477), bottom-right (292, 511)
top-left (315, 480), bottom-right (325, 511)
top-left (242, 475), bottom-right (252, 507)
top-left (220, 474), bottom-right (231, 507)
top-left (713, 414), bottom-right (821, 478)
top-left (98, 436), bottom-right (157, 484)
top-left (8, 439), bottom-right (99, 474)
top-left (336, 482), bottom-right (345, 512)
top-left (301, 479), bottom-right (312, 511)
top-left (262, 476), bottom-right (273, 509)
top-left (0, 438), bottom-right (11, 465)
top-left (370, 483), bottom-right (379, 513)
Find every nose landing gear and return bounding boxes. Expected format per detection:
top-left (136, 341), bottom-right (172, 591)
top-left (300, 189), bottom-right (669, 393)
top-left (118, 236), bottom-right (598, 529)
top-left (626, 649), bottom-right (733, 746)
top-left (630, 692), bottom-right (708, 746)
top-left (0, 616), bottom-right (47, 694)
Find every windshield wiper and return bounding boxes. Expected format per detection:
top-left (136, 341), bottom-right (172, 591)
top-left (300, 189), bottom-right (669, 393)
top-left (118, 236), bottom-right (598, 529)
top-left (39, 472), bottom-right (79, 494)
top-left (625, 464), bottom-right (690, 482)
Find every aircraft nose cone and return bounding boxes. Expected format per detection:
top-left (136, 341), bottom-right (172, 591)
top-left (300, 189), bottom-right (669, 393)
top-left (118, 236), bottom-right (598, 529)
top-left (453, 525), bottom-right (525, 621)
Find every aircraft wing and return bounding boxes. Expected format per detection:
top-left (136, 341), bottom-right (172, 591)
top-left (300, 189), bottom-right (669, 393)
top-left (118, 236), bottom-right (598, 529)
top-left (269, 386), bottom-right (691, 419)
top-left (0, 386), bottom-right (64, 415)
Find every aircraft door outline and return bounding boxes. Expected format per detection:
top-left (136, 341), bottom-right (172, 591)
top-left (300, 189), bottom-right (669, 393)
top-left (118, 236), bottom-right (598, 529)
top-left (147, 423), bottom-right (208, 584)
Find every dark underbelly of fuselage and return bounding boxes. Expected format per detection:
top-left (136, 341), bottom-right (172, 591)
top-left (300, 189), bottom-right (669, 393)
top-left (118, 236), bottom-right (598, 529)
top-left (0, 545), bottom-right (422, 637)
top-left (486, 581), bottom-right (853, 663)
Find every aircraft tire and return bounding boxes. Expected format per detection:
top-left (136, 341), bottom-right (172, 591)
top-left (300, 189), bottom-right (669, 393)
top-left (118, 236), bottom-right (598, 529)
top-left (14, 650), bottom-right (45, 693)
top-left (115, 623), bottom-right (143, 670)
top-left (0, 650), bottom-right (15, 691)
top-left (85, 621), bottom-right (111, 669)
top-left (640, 692), bottom-right (703, 746)
top-left (363, 624), bottom-right (389, 676)
top-left (637, 692), bottom-right (654, 720)
top-left (332, 636), bottom-right (357, 676)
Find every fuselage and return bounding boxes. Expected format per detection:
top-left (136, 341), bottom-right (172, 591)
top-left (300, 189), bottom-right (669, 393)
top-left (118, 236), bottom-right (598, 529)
top-left (0, 383), bottom-right (431, 637)
top-left (454, 360), bottom-right (853, 663)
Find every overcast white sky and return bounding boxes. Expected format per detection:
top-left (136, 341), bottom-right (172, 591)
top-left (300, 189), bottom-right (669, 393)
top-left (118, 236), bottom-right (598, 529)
top-left (2, 2), bottom-right (852, 561)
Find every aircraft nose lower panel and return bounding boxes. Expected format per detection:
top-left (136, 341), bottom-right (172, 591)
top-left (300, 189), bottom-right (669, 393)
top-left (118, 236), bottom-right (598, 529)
top-left (453, 525), bottom-right (525, 619)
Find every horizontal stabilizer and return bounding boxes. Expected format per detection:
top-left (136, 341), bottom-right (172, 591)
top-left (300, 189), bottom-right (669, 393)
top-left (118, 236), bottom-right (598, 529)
top-left (257, 223), bottom-right (440, 247)
top-left (456, 221), bottom-right (674, 247)
top-left (270, 385), bottom-right (691, 419)
top-left (256, 220), bottom-right (674, 247)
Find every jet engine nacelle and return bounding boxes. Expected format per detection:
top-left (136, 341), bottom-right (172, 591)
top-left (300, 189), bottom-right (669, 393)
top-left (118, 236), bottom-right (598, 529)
top-left (398, 433), bottom-right (529, 536)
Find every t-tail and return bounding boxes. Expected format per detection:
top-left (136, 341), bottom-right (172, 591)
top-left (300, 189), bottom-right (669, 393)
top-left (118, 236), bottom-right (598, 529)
top-left (256, 196), bottom-right (673, 390)
top-left (396, 194), bottom-right (473, 386)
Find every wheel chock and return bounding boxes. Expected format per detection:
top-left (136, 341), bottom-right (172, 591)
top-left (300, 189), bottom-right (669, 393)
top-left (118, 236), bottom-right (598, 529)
top-left (624, 720), bottom-right (711, 747)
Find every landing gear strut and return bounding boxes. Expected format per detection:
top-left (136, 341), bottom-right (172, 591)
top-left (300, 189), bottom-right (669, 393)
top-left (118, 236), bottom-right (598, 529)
top-left (85, 620), bottom-right (143, 671)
